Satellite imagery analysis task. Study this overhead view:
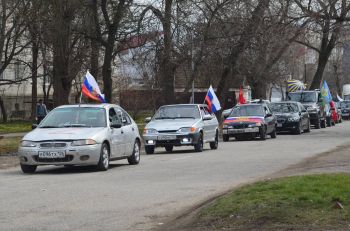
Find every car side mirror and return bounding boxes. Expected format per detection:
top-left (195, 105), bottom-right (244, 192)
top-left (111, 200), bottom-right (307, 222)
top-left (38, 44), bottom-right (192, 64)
top-left (111, 123), bottom-right (122, 129)
top-left (203, 114), bottom-right (212, 121)
top-left (145, 117), bottom-right (152, 123)
top-left (32, 124), bottom-right (38, 130)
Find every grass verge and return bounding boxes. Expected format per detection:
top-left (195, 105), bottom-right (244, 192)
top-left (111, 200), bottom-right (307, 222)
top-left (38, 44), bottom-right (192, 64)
top-left (0, 121), bottom-right (32, 134)
top-left (195, 174), bottom-right (350, 230)
top-left (0, 137), bottom-right (22, 155)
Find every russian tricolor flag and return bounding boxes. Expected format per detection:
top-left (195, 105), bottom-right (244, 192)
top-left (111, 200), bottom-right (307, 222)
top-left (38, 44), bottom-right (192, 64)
top-left (205, 85), bottom-right (221, 113)
top-left (82, 71), bottom-right (106, 103)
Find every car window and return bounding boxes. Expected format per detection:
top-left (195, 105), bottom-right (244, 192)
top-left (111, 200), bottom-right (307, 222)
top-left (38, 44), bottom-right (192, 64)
top-left (154, 105), bottom-right (201, 119)
top-left (200, 106), bottom-right (210, 117)
top-left (270, 103), bottom-right (298, 113)
top-left (230, 105), bottom-right (265, 117)
top-left (122, 111), bottom-right (131, 125)
top-left (109, 108), bottom-right (120, 125)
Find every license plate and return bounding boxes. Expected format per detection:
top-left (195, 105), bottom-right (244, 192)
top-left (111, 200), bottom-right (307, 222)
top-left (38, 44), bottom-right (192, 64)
top-left (231, 129), bottom-right (245, 134)
top-left (158, 135), bottom-right (176, 140)
top-left (277, 123), bottom-right (283, 127)
top-left (38, 151), bottom-right (65, 158)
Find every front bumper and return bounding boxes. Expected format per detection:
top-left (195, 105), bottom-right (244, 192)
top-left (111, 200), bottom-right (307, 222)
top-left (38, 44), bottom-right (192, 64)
top-left (18, 144), bottom-right (102, 166)
top-left (223, 127), bottom-right (260, 136)
top-left (143, 132), bottom-right (201, 147)
top-left (276, 121), bottom-right (299, 131)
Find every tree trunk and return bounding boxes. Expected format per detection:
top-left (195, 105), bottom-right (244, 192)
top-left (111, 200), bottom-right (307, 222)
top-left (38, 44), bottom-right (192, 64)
top-left (90, 39), bottom-right (99, 78)
top-left (30, 40), bottom-right (39, 120)
top-left (161, 0), bottom-right (175, 104)
top-left (0, 95), bottom-right (7, 122)
top-left (102, 41), bottom-right (113, 103)
top-left (309, 51), bottom-right (332, 90)
top-left (251, 80), bottom-right (267, 99)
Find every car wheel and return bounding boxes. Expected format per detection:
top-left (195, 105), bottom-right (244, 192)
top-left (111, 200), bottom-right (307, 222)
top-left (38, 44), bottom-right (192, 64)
top-left (260, 126), bottom-right (266, 140)
top-left (321, 119), bottom-right (326, 128)
top-left (304, 120), bottom-right (311, 133)
top-left (223, 134), bottom-right (229, 142)
top-left (270, 127), bottom-right (277, 139)
top-left (194, 133), bottom-right (203, 152)
top-left (165, 145), bottom-right (173, 152)
top-left (145, 145), bottom-right (155, 154)
top-left (294, 122), bottom-right (302, 135)
top-left (96, 143), bottom-right (109, 171)
top-left (20, 164), bottom-right (37, 174)
top-left (210, 132), bottom-right (218, 149)
top-left (128, 140), bottom-right (140, 165)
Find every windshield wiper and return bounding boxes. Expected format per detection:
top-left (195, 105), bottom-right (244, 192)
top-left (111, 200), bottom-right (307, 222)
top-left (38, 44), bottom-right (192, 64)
top-left (154, 117), bottom-right (174, 120)
top-left (61, 124), bottom-right (88, 127)
top-left (39, 126), bottom-right (59, 128)
top-left (174, 116), bottom-right (195, 119)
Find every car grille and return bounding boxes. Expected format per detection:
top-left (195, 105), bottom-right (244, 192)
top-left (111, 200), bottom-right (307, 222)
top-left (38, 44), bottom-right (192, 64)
top-left (158, 130), bottom-right (177, 133)
top-left (230, 123), bottom-right (256, 129)
top-left (277, 118), bottom-right (286, 123)
top-left (33, 155), bottom-right (74, 162)
top-left (40, 142), bottom-right (67, 148)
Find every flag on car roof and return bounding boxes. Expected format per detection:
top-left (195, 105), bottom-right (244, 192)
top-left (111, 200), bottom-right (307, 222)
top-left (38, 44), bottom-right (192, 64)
top-left (238, 86), bottom-right (247, 105)
top-left (204, 85), bottom-right (221, 113)
top-left (82, 71), bottom-right (106, 103)
top-left (320, 80), bottom-right (332, 104)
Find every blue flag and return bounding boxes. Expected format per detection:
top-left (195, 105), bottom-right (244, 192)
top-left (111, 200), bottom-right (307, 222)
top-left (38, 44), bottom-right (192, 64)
top-left (320, 80), bottom-right (332, 104)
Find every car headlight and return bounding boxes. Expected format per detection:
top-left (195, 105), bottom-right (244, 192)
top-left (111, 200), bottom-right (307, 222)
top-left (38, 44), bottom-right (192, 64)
top-left (248, 123), bottom-right (261, 128)
top-left (288, 117), bottom-right (300, 122)
top-left (21, 140), bottom-right (37, 147)
top-left (143, 128), bottom-right (158, 134)
top-left (71, 139), bottom-right (97, 146)
top-left (177, 127), bottom-right (196, 133)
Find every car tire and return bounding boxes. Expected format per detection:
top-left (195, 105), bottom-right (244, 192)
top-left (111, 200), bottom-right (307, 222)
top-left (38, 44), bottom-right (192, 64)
top-left (294, 122), bottom-right (302, 135)
top-left (321, 119), bottom-right (326, 128)
top-left (260, 126), bottom-right (266, 140)
top-left (165, 145), bottom-right (173, 152)
top-left (270, 127), bottom-right (277, 139)
top-left (210, 132), bottom-right (218, 149)
top-left (304, 121), bottom-right (311, 133)
top-left (128, 140), bottom-right (140, 165)
top-left (145, 145), bottom-right (155, 155)
top-left (194, 133), bottom-right (203, 152)
top-left (20, 164), bottom-right (37, 173)
top-left (223, 134), bottom-right (229, 142)
top-left (96, 143), bottom-right (110, 171)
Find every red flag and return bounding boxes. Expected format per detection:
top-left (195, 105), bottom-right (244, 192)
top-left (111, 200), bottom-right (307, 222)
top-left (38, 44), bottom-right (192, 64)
top-left (238, 87), bottom-right (246, 105)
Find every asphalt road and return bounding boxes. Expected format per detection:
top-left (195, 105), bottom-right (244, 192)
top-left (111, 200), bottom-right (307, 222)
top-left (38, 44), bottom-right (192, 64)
top-left (1, 122), bottom-right (350, 231)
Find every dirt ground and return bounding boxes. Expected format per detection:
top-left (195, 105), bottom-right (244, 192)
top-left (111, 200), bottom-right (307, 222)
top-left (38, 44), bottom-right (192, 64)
top-left (162, 143), bottom-right (350, 231)
top-left (0, 155), bottom-right (19, 170)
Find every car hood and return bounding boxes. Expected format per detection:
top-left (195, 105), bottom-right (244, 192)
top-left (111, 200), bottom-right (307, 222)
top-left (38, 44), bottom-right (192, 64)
top-left (146, 119), bottom-right (199, 131)
top-left (23, 127), bottom-right (106, 141)
top-left (274, 112), bottom-right (299, 118)
top-left (302, 103), bottom-right (317, 108)
top-left (224, 116), bottom-right (264, 124)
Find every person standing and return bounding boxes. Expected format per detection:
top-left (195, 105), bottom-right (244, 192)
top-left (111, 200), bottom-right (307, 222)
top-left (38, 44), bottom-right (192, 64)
top-left (36, 99), bottom-right (47, 124)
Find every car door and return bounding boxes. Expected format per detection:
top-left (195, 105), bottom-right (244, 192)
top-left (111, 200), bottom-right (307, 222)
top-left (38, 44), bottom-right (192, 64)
top-left (117, 108), bottom-right (136, 156)
top-left (299, 103), bottom-right (308, 128)
top-left (263, 105), bottom-right (274, 134)
top-left (108, 107), bottom-right (125, 158)
top-left (200, 106), bottom-right (216, 142)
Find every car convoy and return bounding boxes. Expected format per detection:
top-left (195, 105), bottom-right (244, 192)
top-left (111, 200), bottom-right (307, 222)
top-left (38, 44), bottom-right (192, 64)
top-left (18, 92), bottom-right (348, 173)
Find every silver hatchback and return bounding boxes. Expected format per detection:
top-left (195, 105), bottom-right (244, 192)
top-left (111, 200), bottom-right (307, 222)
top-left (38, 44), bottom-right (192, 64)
top-left (143, 104), bottom-right (219, 154)
top-left (18, 104), bottom-right (141, 173)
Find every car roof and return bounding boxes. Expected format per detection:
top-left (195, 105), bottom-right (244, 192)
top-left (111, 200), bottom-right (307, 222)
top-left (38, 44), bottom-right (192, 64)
top-left (271, 101), bottom-right (299, 104)
top-left (160, 104), bottom-right (206, 107)
top-left (236, 103), bottom-right (263, 107)
top-left (56, 104), bottom-right (118, 109)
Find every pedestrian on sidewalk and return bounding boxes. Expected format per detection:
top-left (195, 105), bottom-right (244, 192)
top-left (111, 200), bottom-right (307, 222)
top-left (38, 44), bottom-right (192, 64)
top-left (36, 99), bottom-right (47, 124)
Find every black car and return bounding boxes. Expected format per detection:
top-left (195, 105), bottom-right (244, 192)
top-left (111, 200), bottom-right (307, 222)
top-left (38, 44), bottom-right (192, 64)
top-left (340, 100), bottom-right (350, 120)
top-left (270, 101), bottom-right (310, 134)
top-left (222, 104), bottom-right (277, 141)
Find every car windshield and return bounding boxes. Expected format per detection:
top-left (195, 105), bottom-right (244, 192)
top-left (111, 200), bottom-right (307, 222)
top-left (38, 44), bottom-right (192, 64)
top-left (230, 105), bottom-right (265, 117)
top-left (153, 105), bottom-right (201, 119)
top-left (288, 92), bottom-right (317, 103)
top-left (270, 103), bottom-right (299, 113)
top-left (340, 101), bottom-right (350, 108)
top-left (39, 107), bottom-right (107, 128)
